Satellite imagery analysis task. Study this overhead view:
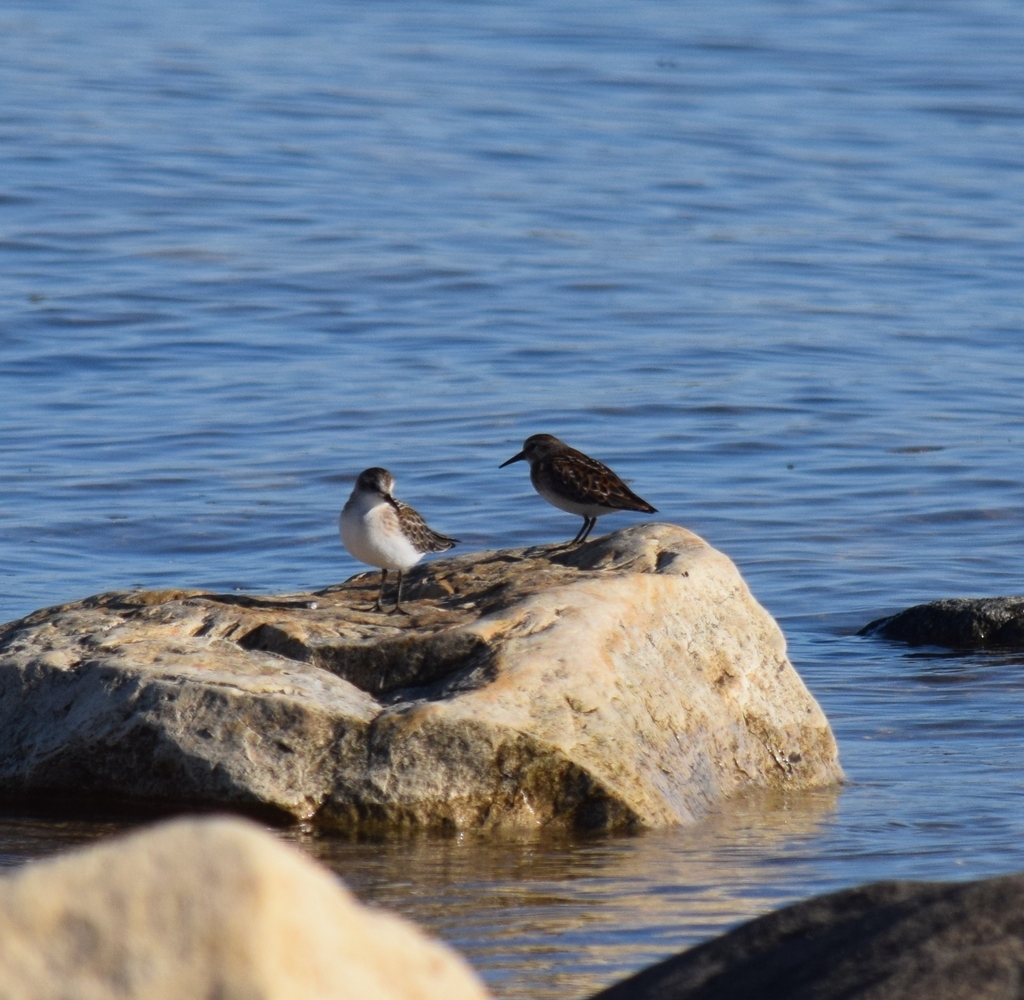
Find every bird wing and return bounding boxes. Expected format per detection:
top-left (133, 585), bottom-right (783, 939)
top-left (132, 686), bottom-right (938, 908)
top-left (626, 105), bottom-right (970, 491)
top-left (392, 499), bottom-right (460, 553)
top-left (548, 450), bottom-right (658, 513)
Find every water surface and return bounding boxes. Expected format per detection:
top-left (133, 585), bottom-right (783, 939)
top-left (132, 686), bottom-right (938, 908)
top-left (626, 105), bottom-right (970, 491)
top-left (2, 0), bottom-right (1024, 997)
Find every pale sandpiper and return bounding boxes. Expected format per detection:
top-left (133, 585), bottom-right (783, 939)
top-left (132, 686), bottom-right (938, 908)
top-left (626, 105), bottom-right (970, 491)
top-left (340, 467), bottom-right (459, 613)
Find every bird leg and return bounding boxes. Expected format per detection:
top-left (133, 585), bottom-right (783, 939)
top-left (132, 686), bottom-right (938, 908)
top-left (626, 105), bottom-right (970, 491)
top-left (372, 568), bottom-right (388, 612)
top-left (569, 517), bottom-right (596, 545)
top-left (387, 569), bottom-right (411, 615)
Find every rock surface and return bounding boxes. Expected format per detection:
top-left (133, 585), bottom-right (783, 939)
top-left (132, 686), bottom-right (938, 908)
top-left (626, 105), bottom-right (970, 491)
top-left (0, 524), bottom-right (842, 832)
top-left (0, 816), bottom-right (488, 1000)
top-left (861, 596), bottom-right (1024, 648)
top-left (589, 872), bottom-right (1024, 1000)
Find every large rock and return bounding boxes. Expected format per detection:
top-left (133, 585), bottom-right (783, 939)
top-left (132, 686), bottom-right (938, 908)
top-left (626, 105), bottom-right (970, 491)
top-left (861, 597), bottom-right (1024, 648)
top-left (0, 815), bottom-right (488, 1000)
top-left (588, 872), bottom-right (1024, 1000)
top-left (0, 524), bottom-right (841, 832)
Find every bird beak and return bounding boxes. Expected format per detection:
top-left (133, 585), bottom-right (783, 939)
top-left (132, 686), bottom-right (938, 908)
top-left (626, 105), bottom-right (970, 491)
top-left (499, 450), bottom-right (526, 468)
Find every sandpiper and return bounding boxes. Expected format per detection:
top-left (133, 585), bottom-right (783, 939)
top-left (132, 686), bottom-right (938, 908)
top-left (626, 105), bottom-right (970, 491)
top-left (340, 467), bottom-right (459, 614)
top-left (499, 434), bottom-right (657, 544)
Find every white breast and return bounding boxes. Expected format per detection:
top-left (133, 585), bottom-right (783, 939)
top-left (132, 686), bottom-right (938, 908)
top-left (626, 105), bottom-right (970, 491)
top-left (340, 491), bottom-right (424, 571)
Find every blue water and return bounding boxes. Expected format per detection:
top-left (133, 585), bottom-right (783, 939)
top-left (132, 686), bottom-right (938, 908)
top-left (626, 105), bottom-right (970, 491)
top-left (2, 0), bottom-right (1024, 996)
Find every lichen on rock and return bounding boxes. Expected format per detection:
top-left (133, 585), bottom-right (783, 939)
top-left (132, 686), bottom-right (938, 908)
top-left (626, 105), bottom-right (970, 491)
top-left (0, 524), bottom-right (842, 832)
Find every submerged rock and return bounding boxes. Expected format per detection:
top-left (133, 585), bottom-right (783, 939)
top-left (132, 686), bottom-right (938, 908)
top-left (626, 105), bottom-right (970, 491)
top-left (861, 596), bottom-right (1024, 648)
top-left (589, 872), bottom-right (1024, 1000)
top-left (0, 524), bottom-right (842, 832)
top-left (0, 816), bottom-right (488, 1000)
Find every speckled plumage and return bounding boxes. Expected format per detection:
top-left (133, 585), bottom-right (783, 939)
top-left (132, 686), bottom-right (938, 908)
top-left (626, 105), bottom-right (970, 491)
top-left (500, 434), bottom-right (657, 544)
top-left (340, 467), bottom-right (458, 613)
top-left (389, 496), bottom-right (459, 555)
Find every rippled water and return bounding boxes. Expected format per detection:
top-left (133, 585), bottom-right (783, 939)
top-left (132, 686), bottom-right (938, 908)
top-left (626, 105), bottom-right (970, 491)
top-left (2, 0), bottom-right (1024, 996)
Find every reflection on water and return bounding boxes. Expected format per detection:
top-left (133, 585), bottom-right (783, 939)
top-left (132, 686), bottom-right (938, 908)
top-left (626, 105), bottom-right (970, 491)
top-left (0, 788), bottom-right (838, 1000)
top-left (284, 788), bottom-right (840, 998)
top-left (0, 814), bottom-right (132, 870)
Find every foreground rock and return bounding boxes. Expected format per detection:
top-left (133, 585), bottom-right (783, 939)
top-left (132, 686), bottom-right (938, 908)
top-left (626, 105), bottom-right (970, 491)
top-left (0, 524), bottom-right (841, 832)
top-left (861, 596), bottom-right (1024, 648)
top-left (0, 816), bottom-right (487, 1000)
top-left (590, 872), bottom-right (1024, 1000)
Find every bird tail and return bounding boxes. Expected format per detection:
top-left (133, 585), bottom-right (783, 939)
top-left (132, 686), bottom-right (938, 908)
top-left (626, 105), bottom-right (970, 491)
top-left (426, 529), bottom-right (460, 552)
top-left (612, 491), bottom-right (657, 514)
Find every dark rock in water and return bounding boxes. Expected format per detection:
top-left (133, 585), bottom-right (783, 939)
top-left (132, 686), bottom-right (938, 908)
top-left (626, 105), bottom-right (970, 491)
top-left (589, 873), bottom-right (1024, 1000)
top-left (861, 597), bottom-right (1024, 649)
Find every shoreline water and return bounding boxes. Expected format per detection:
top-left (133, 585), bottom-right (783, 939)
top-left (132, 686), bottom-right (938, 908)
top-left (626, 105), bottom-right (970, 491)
top-left (1, 577), bottom-right (1022, 998)
top-left (0, 788), bottom-right (846, 999)
top-left (2, 0), bottom-right (1024, 995)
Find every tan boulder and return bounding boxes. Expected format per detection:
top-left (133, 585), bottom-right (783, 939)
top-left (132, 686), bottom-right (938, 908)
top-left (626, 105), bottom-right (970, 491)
top-left (0, 524), bottom-right (842, 832)
top-left (0, 815), bottom-right (488, 1000)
